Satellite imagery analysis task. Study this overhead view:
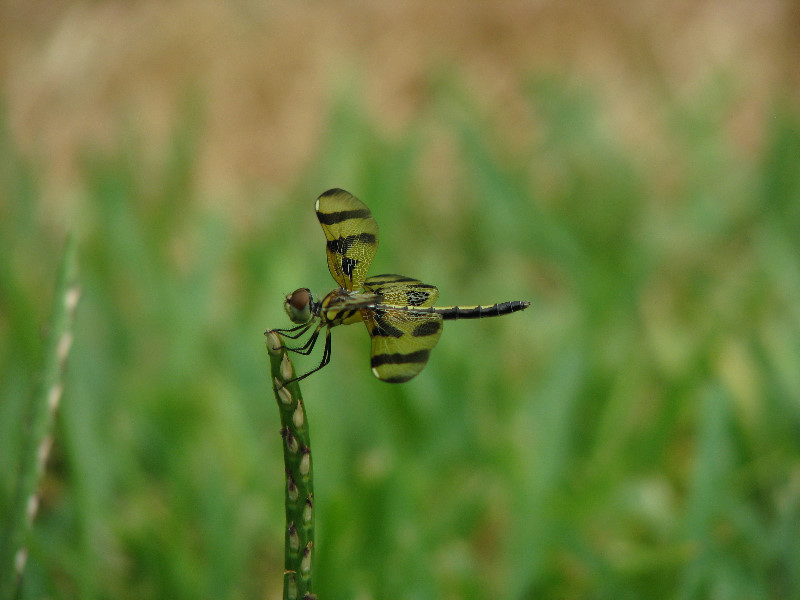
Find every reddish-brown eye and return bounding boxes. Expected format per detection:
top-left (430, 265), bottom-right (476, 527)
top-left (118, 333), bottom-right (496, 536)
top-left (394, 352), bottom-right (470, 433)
top-left (289, 288), bottom-right (310, 310)
top-left (284, 288), bottom-right (313, 324)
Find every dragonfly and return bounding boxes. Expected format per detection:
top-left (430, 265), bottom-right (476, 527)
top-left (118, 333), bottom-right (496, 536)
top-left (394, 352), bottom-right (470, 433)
top-left (270, 188), bottom-right (530, 384)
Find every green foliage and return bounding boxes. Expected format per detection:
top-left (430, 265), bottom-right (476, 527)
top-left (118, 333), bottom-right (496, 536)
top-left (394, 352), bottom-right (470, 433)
top-left (1, 81), bottom-right (799, 599)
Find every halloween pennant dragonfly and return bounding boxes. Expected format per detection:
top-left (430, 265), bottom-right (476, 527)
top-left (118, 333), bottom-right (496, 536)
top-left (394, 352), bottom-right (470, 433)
top-left (270, 188), bottom-right (529, 384)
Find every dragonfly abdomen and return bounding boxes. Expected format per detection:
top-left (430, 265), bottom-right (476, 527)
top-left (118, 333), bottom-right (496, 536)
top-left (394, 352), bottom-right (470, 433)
top-left (437, 301), bottom-right (530, 320)
top-left (381, 301), bottom-right (530, 320)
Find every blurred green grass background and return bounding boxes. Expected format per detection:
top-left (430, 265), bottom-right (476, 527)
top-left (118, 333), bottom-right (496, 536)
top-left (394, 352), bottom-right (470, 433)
top-left (2, 3), bottom-right (800, 599)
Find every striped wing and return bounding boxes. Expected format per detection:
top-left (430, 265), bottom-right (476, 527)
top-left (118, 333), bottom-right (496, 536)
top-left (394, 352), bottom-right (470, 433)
top-left (362, 274), bottom-right (443, 383)
top-left (315, 188), bottom-right (379, 291)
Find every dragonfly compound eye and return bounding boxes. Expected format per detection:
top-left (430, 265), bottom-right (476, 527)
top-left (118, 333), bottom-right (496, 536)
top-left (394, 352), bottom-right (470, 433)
top-left (285, 288), bottom-right (313, 324)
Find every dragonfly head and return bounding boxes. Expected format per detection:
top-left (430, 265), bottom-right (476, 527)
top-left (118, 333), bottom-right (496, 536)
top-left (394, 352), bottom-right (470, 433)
top-left (285, 288), bottom-right (314, 324)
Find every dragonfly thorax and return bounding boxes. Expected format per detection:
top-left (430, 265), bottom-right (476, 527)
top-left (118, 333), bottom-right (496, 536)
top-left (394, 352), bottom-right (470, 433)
top-left (318, 288), bottom-right (369, 327)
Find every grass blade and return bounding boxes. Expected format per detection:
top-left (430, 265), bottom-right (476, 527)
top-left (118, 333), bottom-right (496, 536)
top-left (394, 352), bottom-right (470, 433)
top-left (264, 329), bottom-right (316, 600)
top-left (0, 235), bottom-right (80, 600)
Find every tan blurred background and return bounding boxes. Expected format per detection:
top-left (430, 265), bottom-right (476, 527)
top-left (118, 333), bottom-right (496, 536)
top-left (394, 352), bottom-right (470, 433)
top-left (1, 1), bottom-right (797, 201)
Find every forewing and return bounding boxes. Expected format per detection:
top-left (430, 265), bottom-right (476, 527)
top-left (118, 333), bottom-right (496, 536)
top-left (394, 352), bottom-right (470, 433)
top-left (315, 189), bottom-right (379, 291)
top-left (363, 274), bottom-right (439, 307)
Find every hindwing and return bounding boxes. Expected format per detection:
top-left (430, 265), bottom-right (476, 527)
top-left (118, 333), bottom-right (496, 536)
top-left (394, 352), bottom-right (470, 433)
top-left (361, 274), bottom-right (443, 382)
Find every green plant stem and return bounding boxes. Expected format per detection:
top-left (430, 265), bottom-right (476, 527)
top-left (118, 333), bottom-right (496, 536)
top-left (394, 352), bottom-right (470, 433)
top-left (0, 235), bottom-right (80, 600)
top-left (265, 330), bottom-right (316, 600)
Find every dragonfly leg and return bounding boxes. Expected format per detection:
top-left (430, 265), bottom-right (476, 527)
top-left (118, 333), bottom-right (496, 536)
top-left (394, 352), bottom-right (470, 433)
top-left (280, 328), bottom-right (333, 386)
top-left (270, 321), bottom-right (315, 340)
top-left (282, 322), bottom-right (325, 356)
